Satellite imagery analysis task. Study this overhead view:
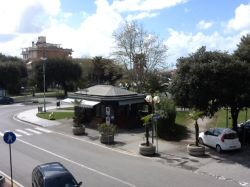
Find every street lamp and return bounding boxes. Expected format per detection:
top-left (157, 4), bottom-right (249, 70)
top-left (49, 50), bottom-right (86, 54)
top-left (145, 94), bottom-right (160, 152)
top-left (145, 95), bottom-right (160, 111)
top-left (40, 57), bottom-right (47, 112)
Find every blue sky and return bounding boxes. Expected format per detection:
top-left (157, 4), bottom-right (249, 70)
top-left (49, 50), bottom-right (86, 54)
top-left (0, 0), bottom-right (250, 67)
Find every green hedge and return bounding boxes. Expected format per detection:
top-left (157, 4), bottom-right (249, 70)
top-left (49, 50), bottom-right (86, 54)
top-left (154, 98), bottom-right (187, 141)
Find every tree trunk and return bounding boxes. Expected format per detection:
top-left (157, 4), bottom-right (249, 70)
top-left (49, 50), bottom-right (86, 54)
top-left (231, 107), bottom-right (239, 132)
top-left (195, 120), bottom-right (199, 146)
top-left (62, 83), bottom-right (68, 97)
top-left (64, 88), bottom-right (68, 97)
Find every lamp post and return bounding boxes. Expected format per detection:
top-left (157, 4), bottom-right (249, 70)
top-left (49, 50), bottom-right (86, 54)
top-left (40, 57), bottom-right (47, 112)
top-left (145, 94), bottom-right (160, 152)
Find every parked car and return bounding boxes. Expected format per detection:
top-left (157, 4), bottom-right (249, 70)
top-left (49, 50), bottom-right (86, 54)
top-left (199, 128), bottom-right (241, 153)
top-left (0, 96), bottom-right (14, 104)
top-left (238, 120), bottom-right (250, 144)
top-left (32, 162), bottom-right (82, 187)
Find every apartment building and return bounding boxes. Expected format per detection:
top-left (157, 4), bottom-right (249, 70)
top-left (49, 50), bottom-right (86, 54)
top-left (22, 36), bottom-right (73, 63)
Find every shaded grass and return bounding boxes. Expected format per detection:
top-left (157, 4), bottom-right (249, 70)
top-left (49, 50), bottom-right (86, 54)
top-left (37, 111), bottom-right (74, 120)
top-left (175, 111), bottom-right (191, 126)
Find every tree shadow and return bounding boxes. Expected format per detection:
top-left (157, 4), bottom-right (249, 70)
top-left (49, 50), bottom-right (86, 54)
top-left (203, 145), bottom-right (250, 169)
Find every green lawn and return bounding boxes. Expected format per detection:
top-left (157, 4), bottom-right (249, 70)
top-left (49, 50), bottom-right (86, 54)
top-left (37, 111), bottom-right (74, 120)
top-left (175, 111), bottom-right (191, 126)
top-left (213, 108), bottom-right (250, 128)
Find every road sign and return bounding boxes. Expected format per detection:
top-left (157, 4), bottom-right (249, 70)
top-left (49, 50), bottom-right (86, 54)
top-left (3, 131), bottom-right (16, 187)
top-left (106, 107), bottom-right (110, 116)
top-left (106, 116), bottom-right (110, 125)
top-left (3, 132), bottom-right (16, 144)
top-left (152, 113), bottom-right (161, 120)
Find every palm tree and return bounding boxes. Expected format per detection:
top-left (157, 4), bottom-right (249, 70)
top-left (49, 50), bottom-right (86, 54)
top-left (189, 110), bottom-right (204, 146)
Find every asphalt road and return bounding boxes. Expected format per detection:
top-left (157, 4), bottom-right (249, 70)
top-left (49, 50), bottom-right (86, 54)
top-left (0, 103), bottom-right (245, 187)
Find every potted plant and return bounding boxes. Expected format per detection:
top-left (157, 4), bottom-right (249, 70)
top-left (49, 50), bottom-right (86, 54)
top-left (187, 110), bottom-right (205, 156)
top-left (0, 175), bottom-right (5, 186)
top-left (97, 123), bottom-right (117, 144)
top-left (139, 114), bottom-right (156, 156)
top-left (72, 106), bottom-right (86, 135)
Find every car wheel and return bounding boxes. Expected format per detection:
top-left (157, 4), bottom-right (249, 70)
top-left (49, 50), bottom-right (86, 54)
top-left (198, 138), bottom-right (204, 145)
top-left (216, 145), bottom-right (222, 153)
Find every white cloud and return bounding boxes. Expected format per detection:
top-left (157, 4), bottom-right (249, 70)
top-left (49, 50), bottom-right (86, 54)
top-left (227, 2), bottom-right (250, 31)
top-left (42, 0), bottom-right (122, 58)
top-left (111, 0), bottom-right (187, 12)
top-left (197, 20), bottom-right (213, 30)
top-left (0, 0), bottom-right (122, 58)
top-left (0, 0), bottom-right (61, 34)
top-left (126, 12), bottom-right (159, 21)
top-left (165, 29), bottom-right (241, 65)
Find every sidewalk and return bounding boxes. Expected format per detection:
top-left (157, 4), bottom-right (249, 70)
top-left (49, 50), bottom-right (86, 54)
top-left (15, 105), bottom-right (204, 168)
top-left (15, 106), bottom-right (250, 187)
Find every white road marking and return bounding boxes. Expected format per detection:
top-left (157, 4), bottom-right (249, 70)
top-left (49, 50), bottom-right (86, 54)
top-left (35, 127), bottom-right (52, 133)
top-left (0, 131), bottom-right (3, 136)
top-left (15, 129), bottom-right (32, 136)
top-left (17, 139), bottom-right (136, 187)
top-left (26, 128), bottom-right (42, 134)
top-left (14, 132), bottom-right (22, 137)
top-left (4, 130), bottom-right (22, 137)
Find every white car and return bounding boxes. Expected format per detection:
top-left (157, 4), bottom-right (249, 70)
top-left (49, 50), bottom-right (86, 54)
top-left (199, 128), bottom-right (241, 153)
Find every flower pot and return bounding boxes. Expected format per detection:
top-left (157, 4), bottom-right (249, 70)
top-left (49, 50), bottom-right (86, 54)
top-left (139, 143), bottom-right (156, 156)
top-left (72, 126), bottom-right (85, 135)
top-left (0, 176), bottom-right (5, 187)
top-left (187, 144), bottom-right (205, 156)
top-left (100, 134), bottom-right (114, 144)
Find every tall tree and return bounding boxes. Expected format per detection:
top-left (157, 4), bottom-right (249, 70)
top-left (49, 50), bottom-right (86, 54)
top-left (170, 46), bottom-right (250, 131)
top-left (90, 56), bottom-right (123, 85)
top-left (234, 34), bottom-right (250, 63)
top-left (0, 55), bottom-right (27, 94)
top-left (113, 21), bottom-right (167, 91)
top-left (34, 58), bottom-right (82, 96)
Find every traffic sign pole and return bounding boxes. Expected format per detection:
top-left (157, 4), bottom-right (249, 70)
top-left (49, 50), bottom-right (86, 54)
top-left (9, 144), bottom-right (13, 187)
top-left (3, 131), bottom-right (16, 187)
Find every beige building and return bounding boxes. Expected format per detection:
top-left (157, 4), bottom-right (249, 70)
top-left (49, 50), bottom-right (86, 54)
top-left (22, 36), bottom-right (73, 63)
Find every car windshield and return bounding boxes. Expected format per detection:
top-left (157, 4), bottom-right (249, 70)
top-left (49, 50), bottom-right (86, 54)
top-left (45, 176), bottom-right (77, 187)
top-left (224, 133), bottom-right (238, 139)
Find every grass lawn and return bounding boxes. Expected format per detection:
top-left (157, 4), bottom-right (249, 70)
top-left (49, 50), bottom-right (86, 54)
top-left (175, 111), bottom-right (191, 126)
top-left (37, 111), bottom-right (74, 120)
top-left (213, 108), bottom-right (250, 128)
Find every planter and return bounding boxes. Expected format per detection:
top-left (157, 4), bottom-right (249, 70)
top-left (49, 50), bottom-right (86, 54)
top-left (72, 126), bottom-right (85, 135)
top-left (139, 143), bottom-right (156, 156)
top-left (0, 176), bottom-right (5, 187)
top-left (187, 144), bottom-right (205, 156)
top-left (100, 134), bottom-right (114, 144)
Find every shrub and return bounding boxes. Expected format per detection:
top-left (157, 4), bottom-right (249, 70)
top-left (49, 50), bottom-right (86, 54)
top-left (156, 98), bottom-right (179, 140)
top-left (73, 106), bottom-right (85, 127)
top-left (97, 123), bottom-right (117, 135)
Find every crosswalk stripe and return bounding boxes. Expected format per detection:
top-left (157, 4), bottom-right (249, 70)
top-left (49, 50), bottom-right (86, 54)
top-left (15, 129), bottom-right (32, 136)
top-left (26, 128), bottom-right (42, 134)
top-left (14, 133), bottom-right (22, 137)
top-left (1, 130), bottom-right (22, 137)
top-left (35, 127), bottom-right (52, 133)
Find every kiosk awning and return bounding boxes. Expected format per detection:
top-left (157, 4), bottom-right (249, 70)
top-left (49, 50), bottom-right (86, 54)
top-left (61, 98), bottom-right (100, 108)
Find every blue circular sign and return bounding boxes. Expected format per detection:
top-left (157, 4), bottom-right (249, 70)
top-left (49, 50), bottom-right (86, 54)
top-left (3, 131), bottom-right (16, 144)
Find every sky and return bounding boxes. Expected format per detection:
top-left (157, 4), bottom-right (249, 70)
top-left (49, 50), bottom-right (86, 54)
top-left (0, 0), bottom-right (250, 67)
